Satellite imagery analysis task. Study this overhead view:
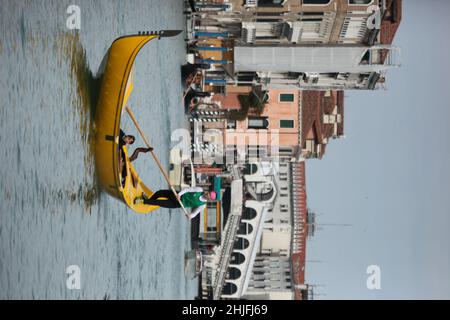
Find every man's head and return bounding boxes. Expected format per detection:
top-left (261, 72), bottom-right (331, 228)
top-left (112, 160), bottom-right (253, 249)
top-left (204, 191), bottom-right (217, 201)
top-left (123, 135), bottom-right (135, 145)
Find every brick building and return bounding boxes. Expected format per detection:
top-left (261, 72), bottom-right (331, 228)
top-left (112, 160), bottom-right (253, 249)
top-left (301, 90), bottom-right (345, 159)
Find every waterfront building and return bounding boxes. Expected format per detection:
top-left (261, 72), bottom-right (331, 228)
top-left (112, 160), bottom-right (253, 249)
top-left (188, 88), bottom-right (301, 163)
top-left (186, 0), bottom-right (402, 300)
top-left (189, 88), bottom-right (344, 163)
top-left (196, 160), bottom-right (315, 300)
top-left (243, 254), bottom-right (294, 300)
top-left (222, 88), bottom-right (301, 161)
top-left (290, 161), bottom-right (312, 300)
top-left (242, 160), bottom-right (312, 300)
top-left (301, 90), bottom-right (345, 159)
top-left (198, 163), bottom-right (278, 299)
top-left (185, 0), bottom-right (402, 92)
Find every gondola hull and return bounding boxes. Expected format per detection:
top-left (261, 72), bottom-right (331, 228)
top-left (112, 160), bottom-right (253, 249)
top-left (94, 34), bottom-right (159, 214)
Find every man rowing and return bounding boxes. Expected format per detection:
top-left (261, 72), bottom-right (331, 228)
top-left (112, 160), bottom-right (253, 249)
top-left (134, 187), bottom-right (217, 220)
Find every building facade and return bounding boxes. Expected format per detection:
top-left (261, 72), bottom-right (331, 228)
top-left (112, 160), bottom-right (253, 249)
top-left (185, 0), bottom-right (402, 92)
top-left (189, 88), bottom-right (344, 163)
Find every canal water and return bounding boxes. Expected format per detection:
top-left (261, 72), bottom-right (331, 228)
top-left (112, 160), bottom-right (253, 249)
top-left (0, 0), bottom-right (197, 299)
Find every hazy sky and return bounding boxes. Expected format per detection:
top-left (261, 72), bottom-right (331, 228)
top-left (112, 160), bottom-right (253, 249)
top-left (305, 0), bottom-right (450, 299)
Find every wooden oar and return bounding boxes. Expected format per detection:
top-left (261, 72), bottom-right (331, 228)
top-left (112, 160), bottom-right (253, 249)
top-left (125, 106), bottom-right (190, 219)
top-left (183, 72), bottom-right (199, 100)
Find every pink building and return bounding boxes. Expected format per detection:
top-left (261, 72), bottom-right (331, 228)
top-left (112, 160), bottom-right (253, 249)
top-left (223, 89), bottom-right (301, 160)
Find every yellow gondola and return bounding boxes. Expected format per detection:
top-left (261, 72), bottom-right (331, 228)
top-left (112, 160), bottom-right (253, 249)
top-left (94, 31), bottom-right (182, 213)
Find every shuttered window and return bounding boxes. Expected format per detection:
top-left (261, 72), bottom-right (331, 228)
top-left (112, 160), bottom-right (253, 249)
top-left (280, 120), bottom-right (295, 128)
top-left (279, 93), bottom-right (295, 102)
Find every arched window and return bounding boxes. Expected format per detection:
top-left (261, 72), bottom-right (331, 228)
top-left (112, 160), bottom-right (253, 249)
top-left (259, 187), bottom-right (275, 202)
top-left (230, 252), bottom-right (246, 265)
top-left (242, 207), bottom-right (257, 221)
top-left (243, 163), bottom-right (258, 175)
top-left (234, 237), bottom-right (250, 250)
top-left (226, 267), bottom-right (242, 280)
top-left (237, 223), bottom-right (254, 235)
top-left (222, 282), bottom-right (238, 295)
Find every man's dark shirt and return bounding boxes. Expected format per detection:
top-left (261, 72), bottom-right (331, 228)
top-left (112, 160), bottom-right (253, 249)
top-left (119, 129), bottom-right (126, 150)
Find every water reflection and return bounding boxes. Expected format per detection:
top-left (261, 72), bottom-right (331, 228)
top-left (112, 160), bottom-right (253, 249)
top-left (57, 32), bottom-right (103, 211)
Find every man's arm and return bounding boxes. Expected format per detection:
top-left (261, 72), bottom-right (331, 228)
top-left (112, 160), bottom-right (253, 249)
top-left (189, 204), bottom-right (206, 220)
top-left (178, 187), bottom-right (204, 197)
top-left (130, 148), bottom-right (152, 162)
